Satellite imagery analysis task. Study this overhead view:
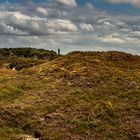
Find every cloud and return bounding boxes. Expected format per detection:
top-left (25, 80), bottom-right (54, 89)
top-left (0, 22), bottom-right (28, 35)
top-left (46, 19), bottom-right (78, 33)
top-left (85, 3), bottom-right (95, 9)
top-left (129, 31), bottom-right (140, 38)
top-left (56, 0), bottom-right (77, 7)
top-left (7, 12), bottom-right (46, 35)
top-left (0, 0), bottom-right (140, 54)
top-left (0, 10), bottom-right (78, 35)
top-left (97, 18), bottom-right (111, 24)
top-left (106, 0), bottom-right (140, 7)
top-left (9, 11), bottom-right (32, 21)
top-left (103, 21), bottom-right (114, 30)
top-left (99, 33), bottom-right (125, 44)
top-left (116, 21), bottom-right (129, 29)
top-left (80, 23), bottom-right (94, 31)
top-left (36, 7), bottom-right (48, 16)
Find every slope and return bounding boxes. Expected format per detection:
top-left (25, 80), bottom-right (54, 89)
top-left (0, 51), bottom-right (140, 140)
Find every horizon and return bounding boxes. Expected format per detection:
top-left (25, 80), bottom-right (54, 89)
top-left (0, 0), bottom-right (140, 54)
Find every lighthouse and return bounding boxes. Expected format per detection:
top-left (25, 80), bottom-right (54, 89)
top-left (58, 48), bottom-right (61, 55)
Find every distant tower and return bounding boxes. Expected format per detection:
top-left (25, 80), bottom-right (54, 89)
top-left (58, 48), bottom-right (61, 55)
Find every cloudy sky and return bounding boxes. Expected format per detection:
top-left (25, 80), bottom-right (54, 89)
top-left (0, 0), bottom-right (140, 54)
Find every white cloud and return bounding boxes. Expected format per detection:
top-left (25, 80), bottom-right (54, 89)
top-left (7, 12), bottom-right (46, 35)
top-left (129, 31), bottom-right (140, 38)
top-left (80, 23), bottom-right (94, 31)
top-left (47, 19), bottom-right (78, 32)
top-left (2, 11), bottom-right (78, 35)
top-left (99, 33), bottom-right (125, 44)
top-left (56, 0), bottom-right (77, 7)
top-left (85, 3), bottom-right (95, 9)
top-left (103, 21), bottom-right (114, 30)
top-left (120, 28), bottom-right (131, 32)
top-left (97, 18), bottom-right (111, 24)
top-left (36, 7), bottom-right (48, 16)
top-left (11, 11), bottom-right (31, 21)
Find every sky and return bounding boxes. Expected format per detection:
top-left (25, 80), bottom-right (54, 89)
top-left (0, 0), bottom-right (140, 54)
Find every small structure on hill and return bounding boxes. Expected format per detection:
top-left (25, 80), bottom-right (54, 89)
top-left (58, 48), bottom-right (61, 55)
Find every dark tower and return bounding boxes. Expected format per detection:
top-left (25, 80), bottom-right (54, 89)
top-left (58, 48), bottom-right (60, 55)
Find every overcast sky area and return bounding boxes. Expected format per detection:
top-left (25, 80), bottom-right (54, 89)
top-left (0, 0), bottom-right (140, 54)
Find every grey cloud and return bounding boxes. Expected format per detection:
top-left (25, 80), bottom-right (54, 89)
top-left (0, 9), bottom-right (78, 35)
top-left (0, 22), bottom-right (28, 35)
top-left (129, 31), bottom-right (140, 38)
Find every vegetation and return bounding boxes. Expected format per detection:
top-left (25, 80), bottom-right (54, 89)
top-left (0, 48), bottom-right (58, 70)
top-left (0, 51), bottom-right (140, 140)
top-left (0, 48), bottom-right (57, 59)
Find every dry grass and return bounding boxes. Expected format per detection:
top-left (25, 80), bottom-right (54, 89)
top-left (0, 51), bottom-right (140, 140)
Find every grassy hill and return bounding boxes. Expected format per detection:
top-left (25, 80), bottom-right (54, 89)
top-left (0, 51), bottom-right (140, 140)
